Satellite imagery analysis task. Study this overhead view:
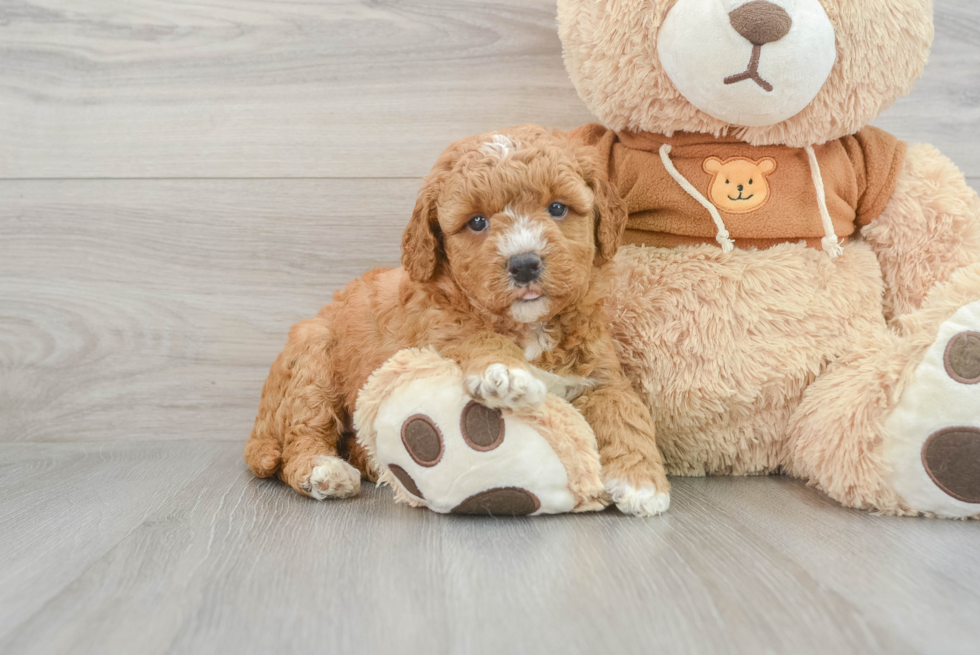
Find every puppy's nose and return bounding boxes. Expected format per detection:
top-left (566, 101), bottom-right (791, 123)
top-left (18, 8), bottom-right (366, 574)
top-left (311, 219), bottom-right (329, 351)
top-left (729, 1), bottom-right (792, 45)
top-left (508, 252), bottom-right (542, 286)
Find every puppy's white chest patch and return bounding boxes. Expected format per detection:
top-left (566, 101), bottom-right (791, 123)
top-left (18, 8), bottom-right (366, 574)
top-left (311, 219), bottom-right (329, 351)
top-left (520, 323), bottom-right (592, 402)
top-left (522, 323), bottom-right (555, 362)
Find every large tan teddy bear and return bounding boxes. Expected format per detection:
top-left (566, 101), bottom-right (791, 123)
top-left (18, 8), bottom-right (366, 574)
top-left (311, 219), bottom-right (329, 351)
top-left (265, 0), bottom-right (980, 519)
top-left (557, 0), bottom-right (980, 517)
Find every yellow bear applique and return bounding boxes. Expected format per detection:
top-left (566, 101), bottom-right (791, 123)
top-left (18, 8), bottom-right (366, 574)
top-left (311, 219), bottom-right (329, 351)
top-left (703, 156), bottom-right (778, 214)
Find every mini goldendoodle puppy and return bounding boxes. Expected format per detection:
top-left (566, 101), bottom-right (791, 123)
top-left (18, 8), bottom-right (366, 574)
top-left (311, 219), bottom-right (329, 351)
top-left (244, 125), bottom-right (671, 516)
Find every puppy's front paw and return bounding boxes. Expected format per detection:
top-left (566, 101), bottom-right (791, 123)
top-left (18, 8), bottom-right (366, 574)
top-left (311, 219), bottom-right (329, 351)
top-left (604, 478), bottom-right (671, 517)
top-left (302, 456), bottom-right (361, 500)
top-left (465, 363), bottom-right (547, 410)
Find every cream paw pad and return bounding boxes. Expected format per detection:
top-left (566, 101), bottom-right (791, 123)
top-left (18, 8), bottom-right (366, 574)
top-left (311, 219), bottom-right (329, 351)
top-left (354, 348), bottom-right (608, 516)
top-left (884, 299), bottom-right (980, 518)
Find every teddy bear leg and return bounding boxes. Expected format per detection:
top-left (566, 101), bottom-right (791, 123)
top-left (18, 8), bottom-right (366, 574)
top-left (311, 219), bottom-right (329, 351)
top-left (790, 264), bottom-right (980, 517)
top-left (862, 143), bottom-right (980, 322)
top-left (354, 349), bottom-right (607, 515)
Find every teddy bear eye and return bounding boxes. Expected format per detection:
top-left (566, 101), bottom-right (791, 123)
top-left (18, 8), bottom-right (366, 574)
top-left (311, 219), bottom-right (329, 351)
top-left (467, 215), bottom-right (489, 232)
top-left (725, 179), bottom-right (730, 184)
top-left (749, 179), bottom-right (754, 185)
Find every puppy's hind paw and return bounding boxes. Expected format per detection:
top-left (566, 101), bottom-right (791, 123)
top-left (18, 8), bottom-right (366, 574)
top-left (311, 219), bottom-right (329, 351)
top-left (465, 363), bottom-right (548, 410)
top-left (604, 478), bottom-right (671, 517)
top-left (302, 456), bottom-right (361, 500)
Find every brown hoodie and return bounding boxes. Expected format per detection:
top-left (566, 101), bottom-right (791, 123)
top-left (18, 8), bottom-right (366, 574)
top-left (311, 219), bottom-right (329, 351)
top-left (568, 124), bottom-right (907, 251)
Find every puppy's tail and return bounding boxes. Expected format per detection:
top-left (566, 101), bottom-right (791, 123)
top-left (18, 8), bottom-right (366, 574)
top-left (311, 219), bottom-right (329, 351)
top-left (244, 429), bottom-right (283, 479)
top-left (244, 355), bottom-right (290, 479)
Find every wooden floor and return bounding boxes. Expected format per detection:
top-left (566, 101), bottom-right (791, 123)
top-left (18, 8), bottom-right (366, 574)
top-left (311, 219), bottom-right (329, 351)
top-left (1, 1), bottom-right (979, 653)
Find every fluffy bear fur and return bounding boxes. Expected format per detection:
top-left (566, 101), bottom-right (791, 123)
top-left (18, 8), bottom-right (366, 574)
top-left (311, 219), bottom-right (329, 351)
top-left (553, 0), bottom-right (980, 516)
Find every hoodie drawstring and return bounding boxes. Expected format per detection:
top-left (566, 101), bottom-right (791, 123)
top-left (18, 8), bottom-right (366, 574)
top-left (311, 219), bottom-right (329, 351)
top-left (804, 145), bottom-right (844, 258)
top-left (660, 145), bottom-right (735, 253)
top-left (659, 143), bottom-right (843, 258)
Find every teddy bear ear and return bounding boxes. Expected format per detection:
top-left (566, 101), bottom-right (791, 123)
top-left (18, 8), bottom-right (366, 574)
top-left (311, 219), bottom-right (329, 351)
top-left (758, 158), bottom-right (778, 175)
top-left (703, 157), bottom-right (723, 174)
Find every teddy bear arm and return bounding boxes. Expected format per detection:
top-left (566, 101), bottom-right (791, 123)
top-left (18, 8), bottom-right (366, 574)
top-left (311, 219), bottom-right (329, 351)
top-left (861, 143), bottom-right (980, 322)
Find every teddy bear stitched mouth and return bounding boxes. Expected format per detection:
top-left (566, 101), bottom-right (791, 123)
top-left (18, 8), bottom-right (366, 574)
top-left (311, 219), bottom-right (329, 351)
top-left (724, 45), bottom-right (774, 92)
top-left (723, 1), bottom-right (794, 93)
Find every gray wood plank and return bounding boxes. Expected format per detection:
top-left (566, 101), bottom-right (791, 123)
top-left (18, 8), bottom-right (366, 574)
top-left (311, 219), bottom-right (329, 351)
top-left (0, 0), bottom-right (591, 179)
top-left (0, 441), bottom-right (231, 640)
top-left (0, 179), bottom-right (412, 442)
top-left (683, 477), bottom-right (980, 655)
top-left (874, 1), bottom-right (980, 172)
top-left (1, 0), bottom-right (978, 180)
top-left (0, 442), bottom-right (939, 655)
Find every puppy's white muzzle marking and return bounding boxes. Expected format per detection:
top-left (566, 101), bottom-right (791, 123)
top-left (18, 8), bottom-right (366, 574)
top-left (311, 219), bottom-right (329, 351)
top-left (510, 297), bottom-right (551, 324)
top-left (498, 211), bottom-right (548, 260)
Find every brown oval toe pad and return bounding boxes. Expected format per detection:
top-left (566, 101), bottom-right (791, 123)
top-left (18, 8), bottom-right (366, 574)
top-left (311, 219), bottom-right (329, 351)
top-left (922, 427), bottom-right (980, 504)
top-left (460, 401), bottom-right (505, 452)
top-left (401, 415), bottom-right (444, 467)
top-left (945, 331), bottom-right (980, 384)
top-left (388, 464), bottom-right (424, 499)
top-left (452, 487), bottom-right (541, 516)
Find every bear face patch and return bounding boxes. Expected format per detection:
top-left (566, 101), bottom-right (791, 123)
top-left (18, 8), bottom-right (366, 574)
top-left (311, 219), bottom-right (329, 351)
top-left (703, 156), bottom-right (777, 214)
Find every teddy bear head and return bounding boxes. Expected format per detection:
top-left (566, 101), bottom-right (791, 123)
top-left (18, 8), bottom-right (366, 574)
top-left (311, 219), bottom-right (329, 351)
top-left (557, 0), bottom-right (934, 147)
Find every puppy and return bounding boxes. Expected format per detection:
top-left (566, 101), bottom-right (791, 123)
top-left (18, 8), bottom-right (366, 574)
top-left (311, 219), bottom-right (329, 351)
top-left (244, 125), bottom-right (670, 516)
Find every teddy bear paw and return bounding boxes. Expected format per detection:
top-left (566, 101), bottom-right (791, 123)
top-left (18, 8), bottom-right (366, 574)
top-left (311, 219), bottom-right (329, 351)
top-left (464, 364), bottom-right (548, 410)
top-left (368, 376), bottom-right (588, 515)
top-left (883, 299), bottom-right (980, 518)
top-left (604, 478), bottom-right (671, 517)
top-left (302, 455), bottom-right (361, 500)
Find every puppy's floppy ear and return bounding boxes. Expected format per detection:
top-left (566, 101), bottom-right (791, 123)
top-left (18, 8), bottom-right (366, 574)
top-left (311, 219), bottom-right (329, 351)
top-left (578, 146), bottom-right (628, 266)
top-left (402, 174), bottom-right (444, 282)
top-left (402, 142), bottom-right (463, 282)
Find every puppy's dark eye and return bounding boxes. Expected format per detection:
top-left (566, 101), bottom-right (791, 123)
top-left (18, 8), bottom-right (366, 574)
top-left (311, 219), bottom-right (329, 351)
top-left (467, 215), bottom-right (489, 233)
top-left (547, 202), bottom-right (569, 219)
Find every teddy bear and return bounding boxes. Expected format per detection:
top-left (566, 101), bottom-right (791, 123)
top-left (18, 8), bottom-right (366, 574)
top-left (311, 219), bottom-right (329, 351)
top-left (555, 0), bottom-right (980, 518)
top-left (356, 0), bottom-right (980, 519)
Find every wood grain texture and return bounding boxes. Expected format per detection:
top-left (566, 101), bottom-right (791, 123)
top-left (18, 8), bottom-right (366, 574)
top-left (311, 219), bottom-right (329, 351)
top-left (0, 0), bottom-right (977, 179)
top-left (5, 443), bottom-right (978, 655)
top-left (0, 0), bottom-right (589, 179)
top-left (0, 179), bottom-right (413, 442)
top-left (0, 441), bottom-right (230, 639)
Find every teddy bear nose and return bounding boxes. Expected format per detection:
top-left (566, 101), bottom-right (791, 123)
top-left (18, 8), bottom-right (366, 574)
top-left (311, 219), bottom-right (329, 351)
top-left (508, 252), bottom-right (543, 285)
top-left (738, 184), bottom-right (744, 191)
top-left (729, 1), bottom-right (793, 46)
